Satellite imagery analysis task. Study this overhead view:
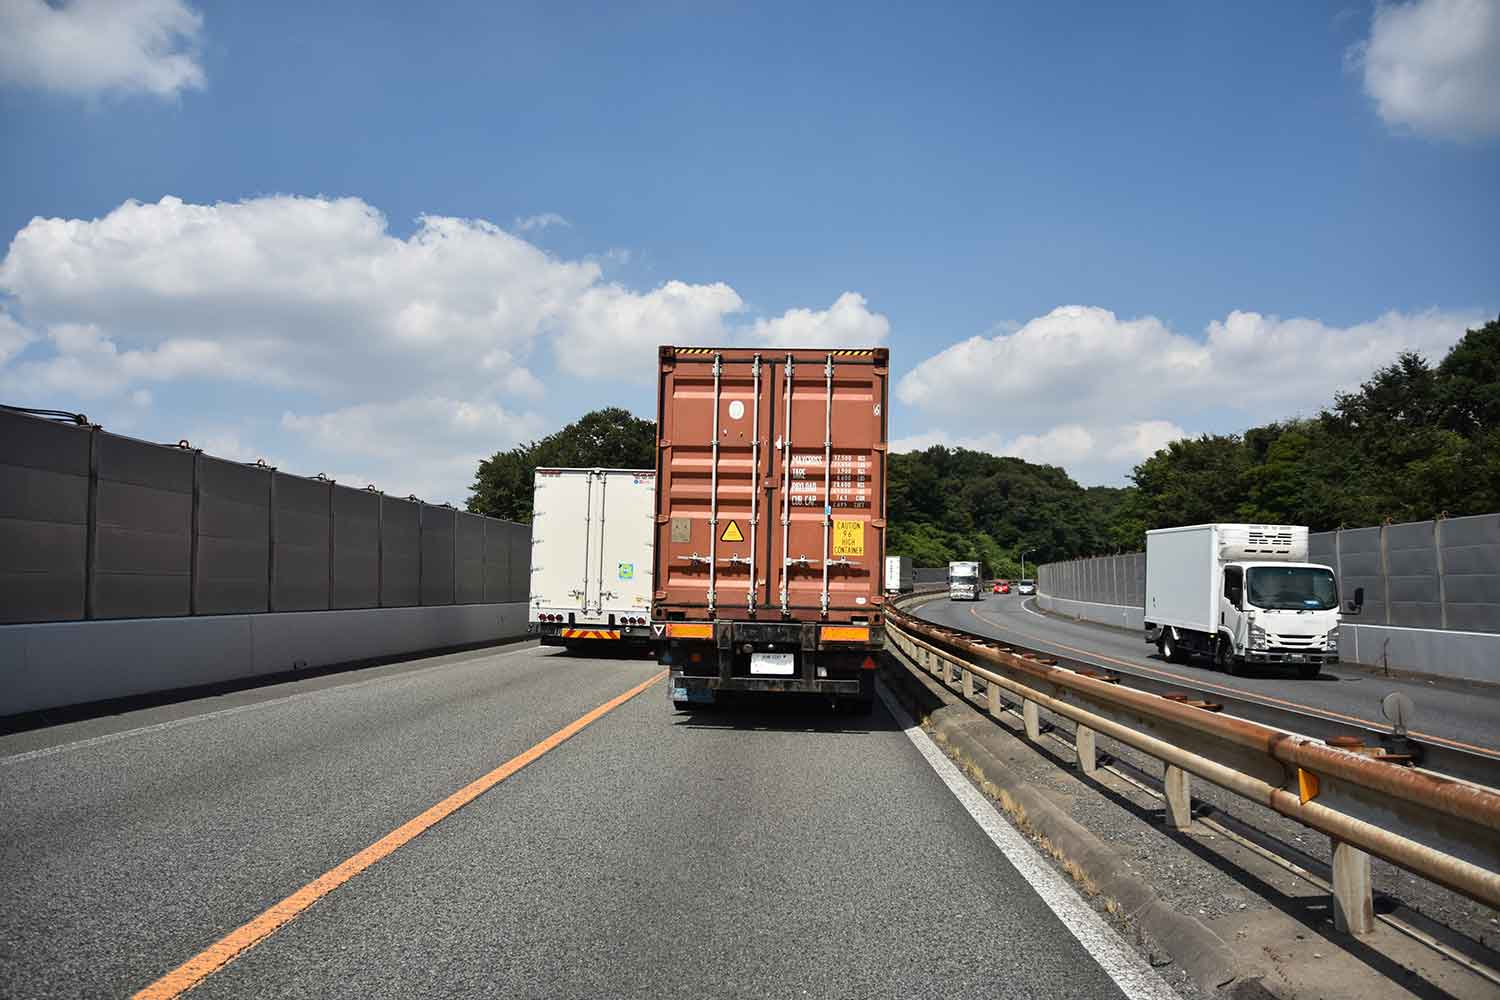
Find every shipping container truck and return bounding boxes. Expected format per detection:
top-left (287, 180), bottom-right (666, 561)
top-left (1144, 523), bottom-right (1362, 678)
top-left (948, 560), bottom-right (981, 600)
top-left (884, 555), bottom-right (914, 596)
top-left (653, 346), bottom-right (888, 712)
top-left (528, 467), bottom-right (656, 650)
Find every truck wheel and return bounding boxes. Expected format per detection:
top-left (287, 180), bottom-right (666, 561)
top-left (841, 696), bottom-right (875, 716)
top-left (1297, 663), bottom-right (1322, 679)
top-left (1215, 638), bottom-right (1246, 676)
top-left (1158, 631), bottom-right (1182, 664)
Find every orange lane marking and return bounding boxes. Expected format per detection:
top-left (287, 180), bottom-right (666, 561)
top-left (134, 668), bottom-right (668, 1000)
top-left (963, 605), bottom-right (1500, 757)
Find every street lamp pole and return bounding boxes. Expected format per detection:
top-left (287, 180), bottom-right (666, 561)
top-left (1021, 550), bottom-right (1031, 581)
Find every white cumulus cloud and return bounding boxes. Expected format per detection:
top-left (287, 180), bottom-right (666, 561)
top-left (1352, 0), bottom-right (1500, 140)
top-left (0, 193), bottom-right (891, 502)
top-left (897, 304), bottom-right (1481, 484)
top-left (513, 213), bottom-right (571, 232)
top-left (0, 0), bottom-right (205, 99)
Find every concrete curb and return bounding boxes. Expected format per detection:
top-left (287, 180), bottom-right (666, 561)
top-left (880, 648), bottom-right (1243, 994)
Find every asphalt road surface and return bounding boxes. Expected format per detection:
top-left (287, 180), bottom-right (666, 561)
top-left (1, 641), bottom-right (1172, 999)
top-left (917, 594), bottom-right (1500, 754)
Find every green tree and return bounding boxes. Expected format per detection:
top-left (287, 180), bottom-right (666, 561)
top-left (467, 407), bottom-right (656, 522)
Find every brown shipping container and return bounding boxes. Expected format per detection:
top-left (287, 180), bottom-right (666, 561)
top-left (654, 345), bottom-right (888, 708)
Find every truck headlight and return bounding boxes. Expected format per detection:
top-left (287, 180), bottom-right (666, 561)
top-left (1325, 628), bottom-right (1340, 650)
top-left (1249, 624), bottom-right (1268, 649)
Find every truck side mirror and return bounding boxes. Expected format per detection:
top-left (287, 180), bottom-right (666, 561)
top-left (1346, 586), bottom-right (1364, 615)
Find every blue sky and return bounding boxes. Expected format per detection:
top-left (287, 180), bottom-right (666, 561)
top-left (1, 0), bottom-right (1496, 501)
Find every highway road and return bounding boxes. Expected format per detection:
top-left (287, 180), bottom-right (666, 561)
top-left (916, 594), bottom-right (1500, 755)
top-left (1, 641), bottom-right (1174, 999)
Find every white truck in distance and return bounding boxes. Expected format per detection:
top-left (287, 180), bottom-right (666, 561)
top-left (1144, 523), bottom-right (1362, 678)
top-left (529, 468), bottom-right (656, 650)
top-left (948, 560), bottom-right (981, 601)
top-left (884, 555), bottom-right (914, 596)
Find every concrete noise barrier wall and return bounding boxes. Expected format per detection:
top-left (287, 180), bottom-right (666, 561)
top-left (0, 407), bottom-right (534, 714)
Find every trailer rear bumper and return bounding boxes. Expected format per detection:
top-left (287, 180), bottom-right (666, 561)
top-left (670, 672), bottom-right (865, 697)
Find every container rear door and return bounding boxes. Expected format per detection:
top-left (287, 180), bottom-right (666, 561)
top-left (656, 348), bottom-right (887, 621)
top-left (597, 470), bottom-right (655, 617)
top-left (530, 469), bottom-right (590, 614)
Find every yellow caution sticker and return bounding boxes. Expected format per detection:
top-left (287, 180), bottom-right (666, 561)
top-left (832, 519), bottom-right (864, 556)
top-left (720, 520), bottom-right (744, 543)
top-left (1297, 767), bottom-right (1320, 804)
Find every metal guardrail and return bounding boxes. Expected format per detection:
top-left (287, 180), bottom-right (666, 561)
top-left (883, 601), bottom-right (1500, 932)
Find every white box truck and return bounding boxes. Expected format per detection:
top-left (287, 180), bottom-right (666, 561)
top-left (884, 555), bottom-right (914, 596)
top-left (948, 560), bottom-right (981, 601)
top-left (1144, 523), bottom-right (1361, 678)
top-left (529, 468), bottom-right (656, 649)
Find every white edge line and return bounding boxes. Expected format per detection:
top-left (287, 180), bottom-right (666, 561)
top-left (2, 643), bottom-right (547, 766)
top-left (877, 679), bottom-right (1181, 1000)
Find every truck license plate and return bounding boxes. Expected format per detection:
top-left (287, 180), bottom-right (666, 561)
top-left (1288, 654), bottom-right (1305, 663)
top-left (750, 652), bottom-right (795, 676)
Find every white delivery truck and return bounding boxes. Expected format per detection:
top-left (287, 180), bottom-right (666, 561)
top-left (1144, 523), bottom-right (1361, 678)
top-left (884, 555), bottom-right (914, 596)
top-left (948, 560), bottom-right (981, 601)
top-left (529, 468), bottom-right (656, 650)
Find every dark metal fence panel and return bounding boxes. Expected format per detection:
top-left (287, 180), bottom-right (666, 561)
top-left (1338, 527), bottom-right (1388, 626)
top-left (419, 504), bottom-right (456, 606)
top-left (92, 433), bottom-right (194, 619)
top-left (1441, 513), bottom-right (1500, 632)
top-left (507, 520), bottom-right (531, 603)
top-left (482, 518), bottom-right (510, 603)
top-left (456, 512), bottom-right (485, 604)
top-left (0, 411), bottom-right (91, 623)
top-left (195, 456), bottom-right (271, 615)
top-left (913, 567), bottom-right (947, 586)
top-left (331, 486), bottom-right (380, 609)
top-left (380, 497), bottom-right (420, 607)
top-left (274, 473), bottom-right (331, 612)
top-left (1385, 520), bottom-right (1441, 629)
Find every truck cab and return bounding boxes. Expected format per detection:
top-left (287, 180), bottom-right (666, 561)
top-left (948, 561), bottom-right (981, 601)
top-left (1217, 561), bottom-right (1344, 676)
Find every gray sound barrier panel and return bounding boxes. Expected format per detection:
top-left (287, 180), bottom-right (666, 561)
top-left (483, 519), bottom-right (510, 603)
top-left (274, 474), bottom-right (331, 611)
top-left (1337, 527), bottom-right (1387, 625)
top-left (456, 513), bottom-right (485, 604)
top-left (1384, 520), bottom-right (1440, 628)
top-left (1309, 531), bottom-right (1336, 573)
top-left (332, 487), bottom-right (380, 609)
top-left (93, 433), bottom-right (193, 619)
top-left (0, 411), bottom-right (90, 623)
top-left (195, 456), bottom-right (271, 614)
top-left (381, 497), bottom-right (420, 607)
top-left (1441, 513), bottom-right (1500, 633)
top-left (420, 505), bottom-right (456, 606)
top-left (507, 520), bottom-right (531, 603)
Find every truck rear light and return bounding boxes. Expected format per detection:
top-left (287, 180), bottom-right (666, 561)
top-left (820, 625), bottom-right (870, 642)
top-left (667, 623), bottom-right (713, 639)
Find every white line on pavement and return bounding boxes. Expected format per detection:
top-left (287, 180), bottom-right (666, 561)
top-left (878, 680), bottom-right (1181, 1000)
top-left (2, 643), bottom-right (548, 766)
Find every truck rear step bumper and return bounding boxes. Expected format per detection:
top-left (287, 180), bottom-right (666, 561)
top-left (671, 672), bottom-right (864, 696)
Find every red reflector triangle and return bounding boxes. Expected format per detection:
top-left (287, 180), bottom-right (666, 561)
top-left (861, 656), bottom-right (877, 670)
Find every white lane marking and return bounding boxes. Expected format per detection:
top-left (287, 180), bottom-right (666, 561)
top-left (878, 680), bottom-right (1180, 1000)
top-left (1, 643), bottom-right (548, 766)
top-left (1020, 597), bottom-right (1048, 619)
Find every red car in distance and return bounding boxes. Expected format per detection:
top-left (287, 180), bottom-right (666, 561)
top-left (993, 580), bottom-right (1011, 594)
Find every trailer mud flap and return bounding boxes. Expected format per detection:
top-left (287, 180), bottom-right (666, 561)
top-left (671, 685), bottom-right (716, 704)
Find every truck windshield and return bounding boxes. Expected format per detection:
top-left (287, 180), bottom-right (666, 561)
top-left (951, 572), bottom-right (978, 583)
top-left (1246, 567), bottom-right (1338, 611)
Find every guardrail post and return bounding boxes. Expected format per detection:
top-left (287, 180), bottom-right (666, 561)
top-left (1164, 765), bottom-right (1192, 829)
top-left (987, 679), bottom-right (1003, 718)
top-left (1022, 699), bottom-right (1040, 740)
top-left (1076, 725), bottom-right (1097, 774)
top-left (1331, 837), bottom-right (1375, 935)
top-left (962, 669), bottom-right (974, 699)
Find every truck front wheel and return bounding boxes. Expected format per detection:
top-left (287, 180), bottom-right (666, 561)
top-left (1158, 631), bottom-right (1182, 664)
top-left (1215, 637), bottom-right (1247, 676)
top-left (1297, 663), bottom-right (1322, 680)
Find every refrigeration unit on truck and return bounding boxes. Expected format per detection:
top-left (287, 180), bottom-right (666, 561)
top-left (653, 346), bottom-right (888, 712)
top-left (528, 467), bottom-right (656, 649)
top-left (1143, 523), bottom-right (1362, 679)
top-left (884, 555), bottom-right (914, 596)
top-left (948, 560), bottom-right (981, 601)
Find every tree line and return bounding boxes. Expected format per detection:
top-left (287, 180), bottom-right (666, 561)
top-left (468, 317), bottom-right (1498, 566)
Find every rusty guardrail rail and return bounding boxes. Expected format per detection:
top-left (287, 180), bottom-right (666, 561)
top-left (883, 602), bottom-right (1500, 932)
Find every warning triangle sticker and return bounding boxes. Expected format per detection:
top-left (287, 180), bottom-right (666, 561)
top-left (720, 520), bottom-right (744, 543)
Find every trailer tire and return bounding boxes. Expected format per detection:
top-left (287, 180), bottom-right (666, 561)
top-left (840, 696), bottom-right (875, 716)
